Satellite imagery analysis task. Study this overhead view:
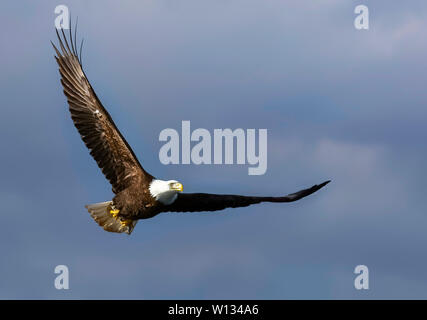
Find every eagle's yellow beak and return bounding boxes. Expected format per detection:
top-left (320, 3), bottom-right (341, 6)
top-left (171, 182), bottom-right (184, 192)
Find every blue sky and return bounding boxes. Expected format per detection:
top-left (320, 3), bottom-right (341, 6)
top-left (1, 0), bottom-right (427, 299)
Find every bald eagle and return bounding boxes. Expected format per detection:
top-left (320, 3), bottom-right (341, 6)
top-left (52, 25), bottom-right (330, 235)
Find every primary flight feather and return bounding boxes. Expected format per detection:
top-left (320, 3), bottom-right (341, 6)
top-left (52, 24), bottom-right (330, 235)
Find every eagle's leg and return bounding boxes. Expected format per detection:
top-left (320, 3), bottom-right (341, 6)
top-left (120, 219), bottom-right (132, 227)
top-left (109, 204), bottom-right (133, 227)
top-left (110, 204), bottom-right (120, 217)
top-left (110, 209), bottom-right (120, 217)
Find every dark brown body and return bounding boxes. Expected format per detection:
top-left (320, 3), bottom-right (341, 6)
top-left (112, 175), bottom-right (162, 220)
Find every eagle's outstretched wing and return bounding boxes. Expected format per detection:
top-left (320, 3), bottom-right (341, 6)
top-left (52, 26), bottom-right (153, 193)
top-left (163, 180), bottom-right (330, 213)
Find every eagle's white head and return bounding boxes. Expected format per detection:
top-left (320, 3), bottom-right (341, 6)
top-left (149, 179), bottom-right (184, 205)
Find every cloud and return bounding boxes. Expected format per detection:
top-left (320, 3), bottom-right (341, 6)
top-left (0, 0), bottom-right (427, 299)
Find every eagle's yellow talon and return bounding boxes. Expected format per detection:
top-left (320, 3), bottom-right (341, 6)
top-left (110, 209), bottom-right (120, 218)
top-left (120, 220), bottom-right (132, 227)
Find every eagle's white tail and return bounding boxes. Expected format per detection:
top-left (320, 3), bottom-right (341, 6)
top-left (85, 201), bottom-right (137, 235)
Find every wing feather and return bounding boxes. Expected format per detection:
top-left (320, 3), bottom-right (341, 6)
top-left (52, 25), bottom-right (153, 193)
top-left (163, 181), bottom-right (330, 213)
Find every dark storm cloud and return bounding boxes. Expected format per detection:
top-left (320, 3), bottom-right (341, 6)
top-left (0, 0), bottom-right (426, 298)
